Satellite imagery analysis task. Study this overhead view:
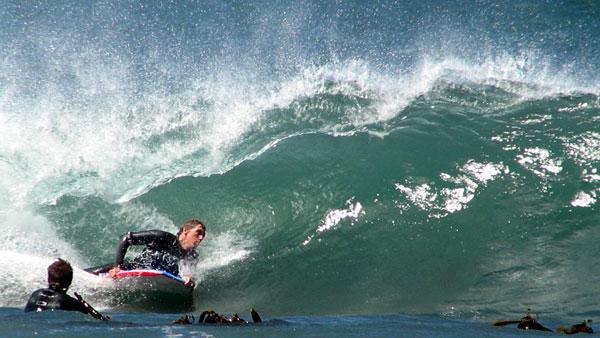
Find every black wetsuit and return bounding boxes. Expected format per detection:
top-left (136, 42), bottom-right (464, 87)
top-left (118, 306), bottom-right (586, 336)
top-left (115, 230), bottom-right (198, 276)
top-left (24, 284), bottom-right (88, 314)
top-left (517, 317), bottom-right (552, 332)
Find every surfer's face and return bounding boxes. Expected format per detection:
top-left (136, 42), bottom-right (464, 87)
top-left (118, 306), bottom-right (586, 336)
top-left (179, 226), bottom-right (205, 250)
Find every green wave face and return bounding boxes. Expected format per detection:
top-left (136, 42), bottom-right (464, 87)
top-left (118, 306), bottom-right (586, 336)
top-left (2, 0), bottom-right (600, 320)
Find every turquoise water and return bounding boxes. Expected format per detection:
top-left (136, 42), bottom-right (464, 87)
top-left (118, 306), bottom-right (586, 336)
top-left (2, 0), bottom-right (600, 336)
top-left (0, 308), bottom-right (574, 338)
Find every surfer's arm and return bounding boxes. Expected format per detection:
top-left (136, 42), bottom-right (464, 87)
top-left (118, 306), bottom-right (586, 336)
top-left (114, 230), bottom-right (171, 267)
top-left (114, 231), bottom-right (134, 268)
top-left (61, 293), bottom-right (94, 316)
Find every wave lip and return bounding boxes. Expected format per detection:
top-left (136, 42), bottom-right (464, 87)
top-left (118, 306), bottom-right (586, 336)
top-left (2, 49), bottom-right (597, 207)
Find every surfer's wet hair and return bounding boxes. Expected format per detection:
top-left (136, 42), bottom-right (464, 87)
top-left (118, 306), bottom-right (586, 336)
top-left (48, 258), bottom-right (73, 289)
top-left (177, 219), bottom-right (205, 236)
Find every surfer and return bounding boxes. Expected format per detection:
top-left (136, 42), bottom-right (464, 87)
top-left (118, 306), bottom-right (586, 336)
top-left (24, 258), bottom-right (109, 320)
top-left (173, 308), bottom-right (263, 325)
top-left (557, 320), bottom-right (593, 334)
top-left (492, 308), bottom-right (552, 332)
top-left (517, 312), bottom-right (552, 332)
top-left (86, 219), bottom-right (205, 287)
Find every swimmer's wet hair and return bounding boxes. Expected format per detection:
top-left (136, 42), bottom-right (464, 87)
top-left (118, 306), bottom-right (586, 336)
top-left (177, 219), bottom-right (205, 236)
top-left (48, 258), bottom-right (73, 288)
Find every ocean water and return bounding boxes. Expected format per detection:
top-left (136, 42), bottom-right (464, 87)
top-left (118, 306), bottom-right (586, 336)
top-left (2, 0), bottom-right (600, 336)
top-left (2, 308), bottom-right (570, 338)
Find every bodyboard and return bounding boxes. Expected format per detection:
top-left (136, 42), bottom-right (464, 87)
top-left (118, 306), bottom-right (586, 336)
top-left (88, 269), bottom-right (194, 312)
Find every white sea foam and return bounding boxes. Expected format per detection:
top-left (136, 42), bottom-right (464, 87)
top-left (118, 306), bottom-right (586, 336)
top-left (558, 101), bottom-right (599, 113)
top-left (2, 59), bottom-right (416, 207)
top-left (564, 132), bottom-right (600, 168)
top-left (0, 210), bottom-right (87, 307)
top-left (516, 147), bottom-right (563, 177)
top-left (571, 191), bottom-right (597, 208)
top-left (1, 48), bottom-right (595, 211)
top-left (394, 161), bottom-right (507, 218)
top-left (394, 184), bottom-right (438, 212)
top-left (303, 198), bottom-right (365, 245)
top-left (0, 249), bottom-right (111, 308)
top-left (0, 251), bottom-right (54, 307)
top-left (518, 114), bottom-right (552, 125)
top-left (116, 202), bottom-right (179, 234)
top-left (193, 230), bottom-right (256, 278)
top-left (316, 200), bottom-right (364, 233)
top-left (0, 211), bottom-right (84, 264)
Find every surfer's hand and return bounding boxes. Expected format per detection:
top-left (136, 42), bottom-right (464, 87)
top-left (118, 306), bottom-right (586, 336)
top-left (183, 275), bottom-right (195, 288)
top-left (107, 266), bottom-right (121, 279)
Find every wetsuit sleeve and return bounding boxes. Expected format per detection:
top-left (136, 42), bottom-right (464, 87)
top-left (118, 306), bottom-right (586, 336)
top-left (114, 230), bottom-right (174, 267)
top-left (63, 294), bottom-right (90, 314)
